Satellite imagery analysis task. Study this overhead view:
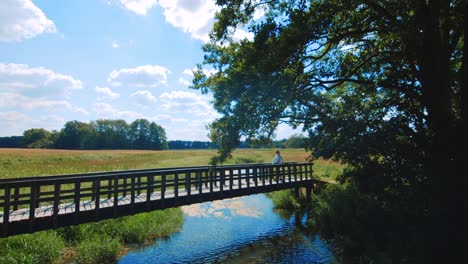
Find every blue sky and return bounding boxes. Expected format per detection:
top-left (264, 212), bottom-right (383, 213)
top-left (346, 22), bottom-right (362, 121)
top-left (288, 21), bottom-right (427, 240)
top-left (0, 0), bottom-right (298, 141)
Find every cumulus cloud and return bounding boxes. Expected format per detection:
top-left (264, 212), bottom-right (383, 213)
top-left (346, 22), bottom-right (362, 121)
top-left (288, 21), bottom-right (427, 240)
top-left (159, 91), bottom-right (220, 121)
top-left (0, 0), bottom-right (57, 42)
top-left (130, 90), bottom-right (157, 105)
top-left (95, 86), bottom-right (120, 101)
top-left (0, 111), bottom-right (65, 136)
top-left (158, 0), bottom-right (218, 42)
top-left (107, 65), bottom-right (170, 88)
top-left (0, 92), bottom-right (88, 114)
top-left (0, 63), bottom-right (83, 97)
top-left (93, 102), bottom-right (145, 120)
top-left (119, 0), bottom-right (157, 15)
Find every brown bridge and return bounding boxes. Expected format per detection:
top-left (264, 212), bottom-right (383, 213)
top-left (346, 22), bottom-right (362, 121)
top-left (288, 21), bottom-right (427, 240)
top-left (0, 162), bottom-right (320, 237)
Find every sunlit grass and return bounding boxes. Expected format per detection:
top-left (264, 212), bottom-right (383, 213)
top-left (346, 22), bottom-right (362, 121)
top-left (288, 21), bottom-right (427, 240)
top-left (0, 148), bottom-right (345, 180)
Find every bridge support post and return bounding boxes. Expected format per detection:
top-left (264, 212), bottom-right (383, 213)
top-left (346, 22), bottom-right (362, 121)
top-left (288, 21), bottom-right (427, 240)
top-left (306, 184), bottom-right (312, 200)
top-left (294, 187), bottom-right (300, 199)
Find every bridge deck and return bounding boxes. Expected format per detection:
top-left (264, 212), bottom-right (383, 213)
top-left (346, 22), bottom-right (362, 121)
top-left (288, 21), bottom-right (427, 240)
top-left (1, 178), bottom-right (290, 223)
top-left (1, 162), bottom-right (315, 237)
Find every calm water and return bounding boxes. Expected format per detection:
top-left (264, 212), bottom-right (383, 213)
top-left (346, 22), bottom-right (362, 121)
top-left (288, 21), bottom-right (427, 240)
top-left (119, 194), bottom-right (335, 264)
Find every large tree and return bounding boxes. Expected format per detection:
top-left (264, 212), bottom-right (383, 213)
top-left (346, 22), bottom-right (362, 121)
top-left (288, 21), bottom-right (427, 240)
top-left (193, 0), bottom-right (466, 261)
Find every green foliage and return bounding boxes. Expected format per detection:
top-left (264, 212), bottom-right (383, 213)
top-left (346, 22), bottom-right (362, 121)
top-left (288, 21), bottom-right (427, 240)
top-left (268, 189), bottom-right (301, 211)
top-left (311, 183), bottom-right (425, 263)
top-left (0, 231), bottom-right (64, 264)
top-left (21, 119), bottom-right (168, 150)
top-left (194, 0), bottom-right (466, 261)
top-left (22, 128), bottom-right (53, 148)
top-left (76, 236), bottom-right (120, 264)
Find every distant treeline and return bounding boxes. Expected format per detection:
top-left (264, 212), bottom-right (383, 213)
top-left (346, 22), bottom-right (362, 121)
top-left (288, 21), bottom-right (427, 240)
top-left (0, 119), bottom-right (306, 150)
top-left (0, 119), bottom-right (168, 150)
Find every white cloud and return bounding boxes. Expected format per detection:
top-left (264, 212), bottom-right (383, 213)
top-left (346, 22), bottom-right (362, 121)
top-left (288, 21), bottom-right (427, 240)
top-left (93, 102), bottom-right (145, 120)
top-left (95, 86), bottom-right (120, 101)
top-left (0, 63), bottom-right (83, 97)
top-left (0, 92), bottom-right (88, 114)
top-left (178, 77), bottom-right (191, 86)
top-left (108, 65), bottom-right (170, 88)
top-left (158, 0), bottom-right (218, 42)
top-left (159, 91), bottom-right (218, 119)
top-left (130, 90), bottom-right (157, 105)
top-left (119, 0), bottom-right (157, 15)
top-left (232, 28), bottom-right (254, 42)
top-left (111, 40), bottom-right (120, 48)
top-left (0, 111), bottom-right (66, 136)
top-left (0, 0), bottom-right (57, 42)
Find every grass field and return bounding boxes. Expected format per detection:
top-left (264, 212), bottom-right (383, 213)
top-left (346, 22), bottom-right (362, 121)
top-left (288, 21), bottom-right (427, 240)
top-left (0, 148), bottom-right (345, 180)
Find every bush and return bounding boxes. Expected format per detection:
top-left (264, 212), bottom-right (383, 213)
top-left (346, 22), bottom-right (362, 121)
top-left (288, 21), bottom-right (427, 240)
top-left (0, 231), bottom-right (64, 264)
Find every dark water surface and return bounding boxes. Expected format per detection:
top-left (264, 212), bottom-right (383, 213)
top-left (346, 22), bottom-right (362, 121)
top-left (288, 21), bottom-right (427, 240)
top-left (119, 194), bottom-right (334, 264)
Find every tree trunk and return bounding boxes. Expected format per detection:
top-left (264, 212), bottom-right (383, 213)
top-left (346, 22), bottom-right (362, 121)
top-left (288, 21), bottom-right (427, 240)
top-left (417, 0), bottom-right (455, 261)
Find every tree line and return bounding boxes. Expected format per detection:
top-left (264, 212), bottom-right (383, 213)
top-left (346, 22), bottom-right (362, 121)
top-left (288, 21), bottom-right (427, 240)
top-left (0, 122), bottom-right (306, 150)
top-left (6, 119), bottom-right (168, 150)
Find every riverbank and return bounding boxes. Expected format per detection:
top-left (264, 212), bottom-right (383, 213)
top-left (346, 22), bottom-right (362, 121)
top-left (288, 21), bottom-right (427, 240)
top-left (0, 208), bottom-right (183, 264)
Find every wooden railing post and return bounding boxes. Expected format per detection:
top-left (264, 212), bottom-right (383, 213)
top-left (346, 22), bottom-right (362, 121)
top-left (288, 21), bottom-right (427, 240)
top-left (246, 168), bottom-right (250, 188)
top-left (174, 173), bottom-right (179, 199)
top-left (113, 176), bottom-right (118, 216)
top-left (220, 169), bottom-right (224, 197)
top-left (198, 171), bottom-right (203, 195)
top-left (53, 182), bottom-right (60, 227)
top-left (107, 179), bottom-right (112, 199)
top-left (254, 167), bottom-right (258, 187)
top-left (74, 179), bottom-right (81, 224)
top-left (209, 170), bottom-right (214, 193)
top-left (161, 174), bottom-right (166, 200)
top-left (130, 176), bottom-right (135, 208)
top-left (146, 175), bottom-right (152, 207)
top-left (94, 179), bottom-right (100, 219)
top-left (2, 186), bottom-right (11, 236)
top-left (186, 172), bottom-right (191, 197)
top-left (29, 182), bottom-right (37, 232)
top-left (229, 169), bottom-right (234, 190)
top-left (13, 186), bottom-right (19, 211)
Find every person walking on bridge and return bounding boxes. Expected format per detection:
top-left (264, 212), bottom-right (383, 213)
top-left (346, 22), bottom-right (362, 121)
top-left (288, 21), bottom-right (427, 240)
top-left (272, 150), bottom-right (284, 182)
top-left (272, 150), bottom-right (283, 165)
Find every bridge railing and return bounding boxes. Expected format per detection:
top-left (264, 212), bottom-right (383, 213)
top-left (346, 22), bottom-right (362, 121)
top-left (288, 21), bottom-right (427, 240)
top-left (0, 162), bottom-right (313, 234)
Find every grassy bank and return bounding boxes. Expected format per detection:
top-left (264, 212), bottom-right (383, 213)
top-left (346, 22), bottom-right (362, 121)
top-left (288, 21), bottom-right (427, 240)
top-left (0, 208), bottom-right (183, 264)
top-left (0, 148), bottom-right (344, 263)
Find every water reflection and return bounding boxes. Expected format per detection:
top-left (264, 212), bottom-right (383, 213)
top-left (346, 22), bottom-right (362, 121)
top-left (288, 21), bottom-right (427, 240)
top-left (118, 194), bottom-right (334, 264)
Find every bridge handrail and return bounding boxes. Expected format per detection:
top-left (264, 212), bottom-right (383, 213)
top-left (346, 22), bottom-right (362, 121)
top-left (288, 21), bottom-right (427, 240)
top-left (0, 162), bottom-right (301, 185)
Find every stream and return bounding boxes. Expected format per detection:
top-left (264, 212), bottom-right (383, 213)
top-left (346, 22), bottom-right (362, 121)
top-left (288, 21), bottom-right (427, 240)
top-left (118, 193), bottom-right (335, 263)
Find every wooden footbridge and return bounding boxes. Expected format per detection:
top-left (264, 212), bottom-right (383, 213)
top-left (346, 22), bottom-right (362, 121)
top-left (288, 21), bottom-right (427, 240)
top-left (0, 162), bottom-right (319, 237)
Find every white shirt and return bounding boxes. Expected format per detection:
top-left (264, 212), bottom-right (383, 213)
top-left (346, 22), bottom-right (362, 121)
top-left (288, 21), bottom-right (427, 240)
top-left (272, 154), bottom-right (283, 164)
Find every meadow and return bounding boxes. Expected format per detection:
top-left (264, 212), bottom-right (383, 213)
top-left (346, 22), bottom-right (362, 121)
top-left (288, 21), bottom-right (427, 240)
top-left (0, 148), bottom-right (345, 180)
top-left (0, 148), bottom-right (345, 263)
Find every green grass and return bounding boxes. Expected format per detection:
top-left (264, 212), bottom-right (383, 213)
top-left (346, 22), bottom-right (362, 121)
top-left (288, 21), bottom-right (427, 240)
top-left (0, 148), bottom-right (345, 180)
top-left (0, 231), bottom-right (64, 264)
